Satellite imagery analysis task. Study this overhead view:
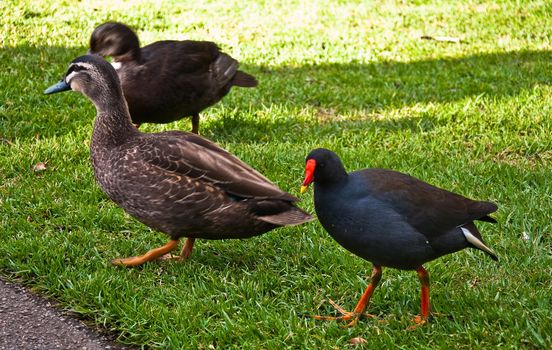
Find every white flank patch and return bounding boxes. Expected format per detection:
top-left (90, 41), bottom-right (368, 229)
top-left (111, 61), bottom-right (122, 70)
top-left (461, 226), bottom-right (496, 256)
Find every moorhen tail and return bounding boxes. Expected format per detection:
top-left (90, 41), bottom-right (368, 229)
top-left (89, 22), bottom-right (257, 133)
top-left (44, 55), bottom-right (311, 267)
top-left (300, 148), bottom-right (498, 327)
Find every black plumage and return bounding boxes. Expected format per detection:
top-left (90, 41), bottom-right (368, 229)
top-left (89, 22), bottom-right (257, 133)
top-left (300, 148), bottom-right (498, 327)
top-left (44, 55), bottom-right (311, 267)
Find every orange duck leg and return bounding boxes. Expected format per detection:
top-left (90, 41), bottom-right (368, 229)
top-left (112, 239), bottom-right (179, 267)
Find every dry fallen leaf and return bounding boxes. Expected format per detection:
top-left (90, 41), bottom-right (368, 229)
top-left (32, 162), bottom-right (47, 172)
top-left (349, 337), bottom-right (368, 345)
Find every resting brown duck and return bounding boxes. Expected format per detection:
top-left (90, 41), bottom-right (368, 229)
top-left (44, 55), bottom-right (311, 267)
top-left (88, 21), bottom-right (258, 133)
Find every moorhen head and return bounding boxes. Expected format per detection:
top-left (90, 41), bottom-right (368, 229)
top-left (89, 21), bottom-right (258, 133)
top-left (300, 148), bottom-right (498, 327)
top-left (44, 55), bottom-right (311, 267)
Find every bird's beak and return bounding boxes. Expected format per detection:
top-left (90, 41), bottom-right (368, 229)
top-left (300, 159), bottom-right (316, 194)
top-left (44, 80), bottom-right (71, 95)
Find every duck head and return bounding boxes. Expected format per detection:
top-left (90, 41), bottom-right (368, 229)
top-left (300, 148), bottom-right (348, 193)
top-left (44, 55), bottom-right (125, 113)
top-left (89, 22), bottom-right (140, 62)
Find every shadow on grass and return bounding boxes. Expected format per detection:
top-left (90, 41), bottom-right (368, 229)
top-left (209, 49), bottom-right (551, 142)
top-left (1, 46), bottom-right (550, 141)
top-left (249, 49), bottom-right (552, 111)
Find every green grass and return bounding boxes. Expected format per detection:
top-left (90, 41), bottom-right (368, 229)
top-left (1, 0), bottom-right (551, 348)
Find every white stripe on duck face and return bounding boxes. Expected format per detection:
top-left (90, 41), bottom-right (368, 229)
top-left (65, 62), bottom-right (95, 83)
top-left (111, 61), bottom-right (122, 70)
top-left (65, 70), bottom-right (79, 83)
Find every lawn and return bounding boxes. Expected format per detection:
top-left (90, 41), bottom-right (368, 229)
top-left (1, 0), bottom-right (551, 348)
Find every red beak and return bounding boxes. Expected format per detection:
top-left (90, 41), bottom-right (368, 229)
top-left (300, 159), bottom-right (316, 194)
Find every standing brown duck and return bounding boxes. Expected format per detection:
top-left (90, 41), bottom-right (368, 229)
top-left (44, 55), bottom-right (310, 267)
top-left (300, 148), bottom-right (498, 327)
top-left (89, 22), bottom-right (258, 133)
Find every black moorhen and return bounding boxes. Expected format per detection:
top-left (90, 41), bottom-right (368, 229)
top-left (44, 55), bottom-right (311, 267)
top-left (300, 148), bottom-right (498, 327)
top-left (89, 22), bottom-right (257, 133)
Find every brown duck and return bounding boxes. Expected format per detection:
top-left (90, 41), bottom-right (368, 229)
top-left (44, 55), bottom-right (311, 267)
top-left (89, 22), bottom-right (257, 133)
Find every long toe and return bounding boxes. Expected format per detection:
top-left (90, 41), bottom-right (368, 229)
top-left (302, 307), bottom-right (362, 326)
top-left (344, 315), bottom-right (361, 328)
top-left (304, 311), bottom-right (360, 322)
top-left (327, 299), bottom-right (349, 315)
top-left (328, 299), bottom-right (378, 320)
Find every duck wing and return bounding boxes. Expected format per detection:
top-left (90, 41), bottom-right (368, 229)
top-left (133, 131), bottom-right (297, 202)
top-left (141, 40), bottom-right (255, 96)
top-left (356, 169), bottom-right (498, 239)
top-left (141, 40), bottom-right (220, 74)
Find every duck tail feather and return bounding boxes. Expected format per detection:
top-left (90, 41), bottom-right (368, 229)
top-left (258, 207), bottom-right (313, 226)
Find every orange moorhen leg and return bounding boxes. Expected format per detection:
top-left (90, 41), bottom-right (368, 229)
top-left (191, 114), bottom-right (199, 134)
top-left (304, 265), bottom-right (382, 327)
top-left (408, 266), bottom-right (431, 329)
top-left (112, 239), bottom-right (179, 267)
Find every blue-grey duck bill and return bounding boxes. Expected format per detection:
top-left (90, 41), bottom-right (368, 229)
top-left (44, 80), bottom-right (71, 95)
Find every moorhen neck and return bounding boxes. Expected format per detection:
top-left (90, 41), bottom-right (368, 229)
top-left (44, 55), bottom-right (311, 267)
top-left (300, 148), bottom-right (498, 327)
top-left (89, 21), bottom-right (258, 133)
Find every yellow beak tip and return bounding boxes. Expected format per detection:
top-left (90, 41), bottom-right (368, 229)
top-left (300, 185), bottom-right (308, 194)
